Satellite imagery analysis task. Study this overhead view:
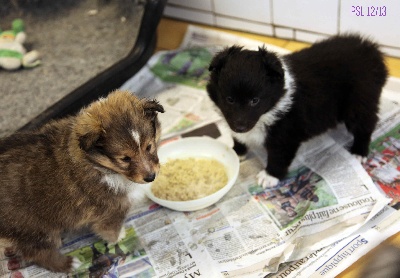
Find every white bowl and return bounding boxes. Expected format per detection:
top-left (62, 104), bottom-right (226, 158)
top-left (140, 137), bottom-right (240, 211)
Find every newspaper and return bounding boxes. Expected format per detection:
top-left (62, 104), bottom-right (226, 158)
top-left (1, 26), bottom-right (399, 278)
top-left (268, 96), bottom-right (400, 278)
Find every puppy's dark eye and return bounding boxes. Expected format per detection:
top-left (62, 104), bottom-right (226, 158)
top-left (121, 156), bottom-right (131, 162)
top-left (250, 97), bottom-right (260, 106)
top-left (226, 96), bottom-right (234, 104)
top-left (146, 144), bottom-right (152, 152)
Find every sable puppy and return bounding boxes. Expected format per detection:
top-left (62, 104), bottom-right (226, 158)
top-left (0, 90), bottom-right (164, 273)
top-left (207, 34), bottom-right (388, 187)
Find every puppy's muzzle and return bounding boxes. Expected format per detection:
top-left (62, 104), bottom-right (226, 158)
top-left (230, 121), bottom-right (251, 133)
top-left (229, 118), bottom-right (256, 133)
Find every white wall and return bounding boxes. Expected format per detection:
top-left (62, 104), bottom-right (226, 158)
top-left (164, 0), bottom-right (400, 58)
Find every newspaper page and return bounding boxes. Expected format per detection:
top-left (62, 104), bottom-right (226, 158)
top-left (267, 92), bottom-right (400, 278)
top-left (1, 26), bottom-right (399, 278)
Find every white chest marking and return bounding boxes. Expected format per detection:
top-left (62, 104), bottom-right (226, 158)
top-left (233, 122), bottom-right (267, 147)
top-left (101, 173), bottom-right (132, 193)
top-left (231, 58), bottom-right (296, 147)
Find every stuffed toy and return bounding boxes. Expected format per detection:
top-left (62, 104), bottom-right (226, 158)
top-left (0, 19), bottom-right (41, 70)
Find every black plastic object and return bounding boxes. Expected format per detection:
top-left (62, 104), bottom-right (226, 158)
top-left (19, 0), bottom-right (167, 132)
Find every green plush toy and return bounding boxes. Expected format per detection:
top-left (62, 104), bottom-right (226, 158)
top-left (0, 19), bottom-right (41, 70)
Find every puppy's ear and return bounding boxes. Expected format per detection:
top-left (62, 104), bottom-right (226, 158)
top-left (209, 45), bottom-right (243, 72)
top-left (75, 111), bottom-right (106, 152)
top-left (258, 46), bottom-right (284, 80)
top-left (143, 99), bottom-right (165, 119)
top-left (78, 128), bottom-right (105, 152)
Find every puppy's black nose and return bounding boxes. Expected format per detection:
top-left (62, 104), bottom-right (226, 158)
top-left (144, 173), bottom-right (156, 183)
top-left (233, 125), bottom-right (248, 133)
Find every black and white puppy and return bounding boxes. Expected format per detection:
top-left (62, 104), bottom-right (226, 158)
top-left (207, 34), bottom-right (388, 188)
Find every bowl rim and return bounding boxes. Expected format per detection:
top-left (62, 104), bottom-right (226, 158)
top-left (140, 136), bottom-right (240, 210)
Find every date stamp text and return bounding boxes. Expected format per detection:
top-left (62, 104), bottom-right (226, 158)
top-left (351, 6), bottom-right (387, 16)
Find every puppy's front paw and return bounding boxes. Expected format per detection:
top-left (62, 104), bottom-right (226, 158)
top-left (238, 154), bottom-right (247, 162)
top-left (70, 257), bottom-right (82, 272)
top-left (353, 154), bottom-right (367, 164)
top-left (257, 170), bottom-right (279, 188)
top-left (117, 227), bottom-right (126, 242)
top-left (93, 224), bottom-right (124, 244)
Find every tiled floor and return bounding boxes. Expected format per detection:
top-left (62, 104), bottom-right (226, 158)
top-left (155, 17), bottom-right (400, 278)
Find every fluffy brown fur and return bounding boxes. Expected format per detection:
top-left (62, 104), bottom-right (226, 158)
top-left (0, 90), bottom-right (164, 273)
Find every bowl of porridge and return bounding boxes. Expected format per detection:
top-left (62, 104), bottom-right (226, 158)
top-left (141, 137), bottom-right (240, 211)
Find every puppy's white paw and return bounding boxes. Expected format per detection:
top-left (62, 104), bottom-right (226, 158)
top-left (353, 154), bottom-right (367, 164)
top-left (71, 257), bottom-right (82, 271)
top-left (257, 170), bottom-right (279, 188)
top-left (117, 227), bottom-right (126, 242)
top-left (238, 154), bottom-right (247, 162)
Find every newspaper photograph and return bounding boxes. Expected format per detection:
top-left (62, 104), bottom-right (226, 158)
top-left (1, 26), bottom-right (399, 278)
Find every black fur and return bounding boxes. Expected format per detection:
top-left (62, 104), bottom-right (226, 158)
top-left (207, 34), bottom-right (388, 180)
